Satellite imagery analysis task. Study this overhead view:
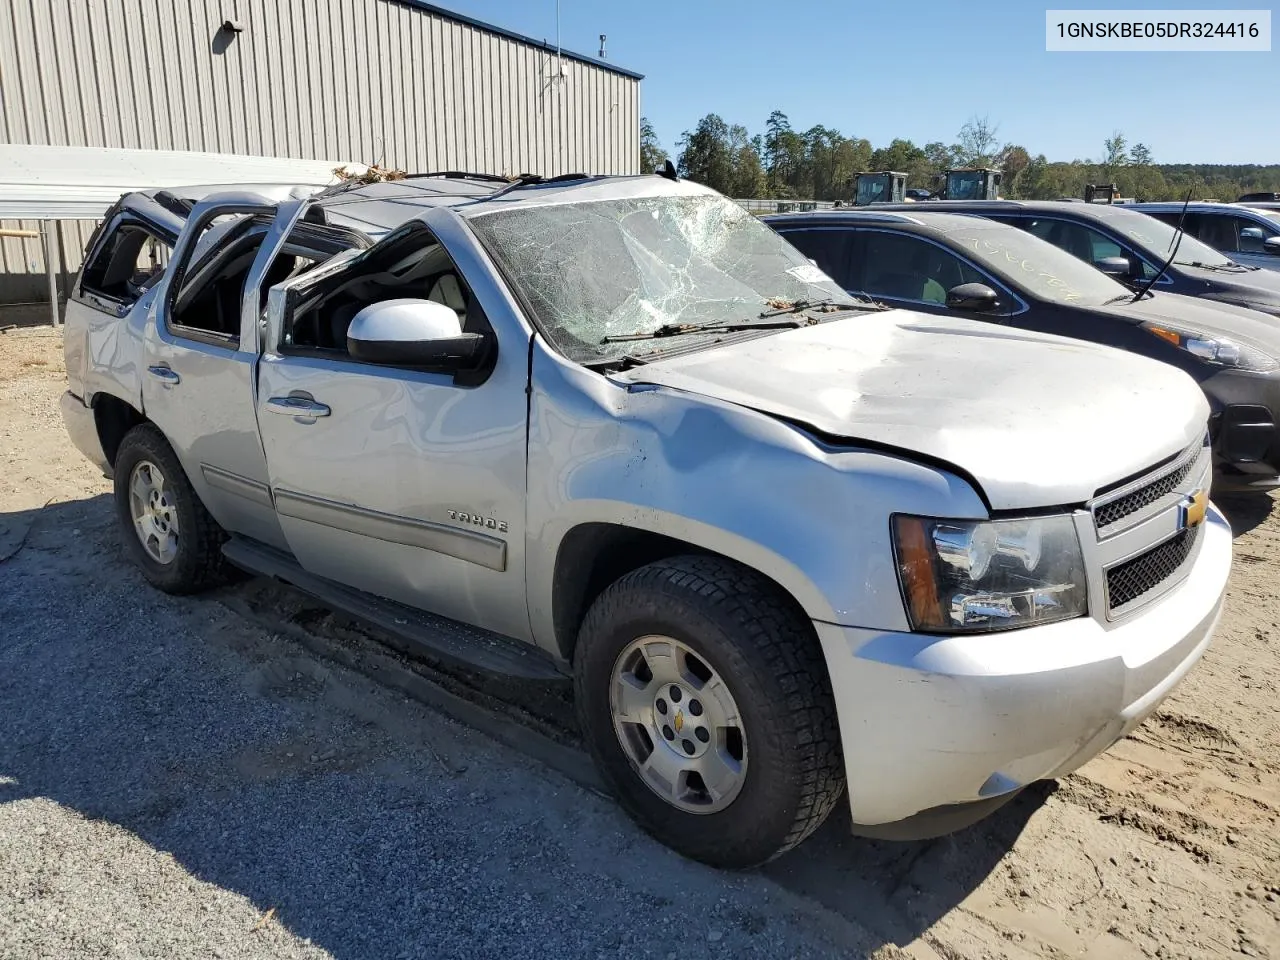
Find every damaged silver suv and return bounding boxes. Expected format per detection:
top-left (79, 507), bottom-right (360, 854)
top-left (61, 172), bottom-right (1232, 867)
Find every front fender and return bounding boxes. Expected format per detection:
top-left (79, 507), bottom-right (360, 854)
top-left (524, 343), bottom-right (987, 654)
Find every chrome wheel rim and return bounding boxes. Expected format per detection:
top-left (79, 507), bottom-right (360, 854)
top-left (128, 460), bottom-right (179, 565)
top-left (610, 635), bottom-right (747, 815)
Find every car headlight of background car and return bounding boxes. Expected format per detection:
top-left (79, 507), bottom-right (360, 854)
top-left (1141, 321), bottom-right (1279, 372)
top-left (892, 514), bottom-right (1087, 632)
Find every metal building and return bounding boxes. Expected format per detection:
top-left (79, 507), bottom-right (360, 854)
top-left (0, 0), bottom-right (643, 316)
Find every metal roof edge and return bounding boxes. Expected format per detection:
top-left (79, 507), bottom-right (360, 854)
top-left (389, 1), bottom-right (644, 80)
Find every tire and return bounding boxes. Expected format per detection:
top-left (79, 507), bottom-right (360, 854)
top-left (574, 554), bottom-right (845, 868)
top-left (113, 423), bottom-right (230, 594)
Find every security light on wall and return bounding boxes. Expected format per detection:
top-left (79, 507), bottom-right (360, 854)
top-left (221, 19), bottom-right (244, 33)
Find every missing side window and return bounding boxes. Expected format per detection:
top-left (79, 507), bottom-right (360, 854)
top-left (80, 224), bottom-right (171, 307)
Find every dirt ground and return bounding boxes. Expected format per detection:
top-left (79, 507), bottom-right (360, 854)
top-left (2, 328), bottom-right (1278, 960)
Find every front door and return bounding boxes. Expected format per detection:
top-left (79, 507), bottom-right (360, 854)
top-left (254, 208), bottom-right (533, 643)
top-left (1191, 212), bottom-right (1280, 272)
top-left (848, 229), bottom-right (1014, 317)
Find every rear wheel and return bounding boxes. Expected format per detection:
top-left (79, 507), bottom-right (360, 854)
top-left (113, 424), bottom-right (230, 594)
top-left (574, 555), bottom-right (845, 868)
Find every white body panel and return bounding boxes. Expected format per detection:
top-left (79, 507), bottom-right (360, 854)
top-left (819, 504), bottom-right (1231, 825)
top-left (620, 311), bottom-right (1208, 510)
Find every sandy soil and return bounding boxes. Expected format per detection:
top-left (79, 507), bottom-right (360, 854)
top-left (2, 328), bottom-right (1277, 960)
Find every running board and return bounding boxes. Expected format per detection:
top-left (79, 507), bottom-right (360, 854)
top-left (221, 537), bottom-right (566, 681)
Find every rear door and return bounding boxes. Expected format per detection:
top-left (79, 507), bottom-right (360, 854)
top-left (65, 195), bottom-right (180, 405)
top-left (772, 226), bottom-right (855, 288)
top-left (253, 207), bottom-right (533, 642)
top-left (142, 194), bottom-right (309, 549)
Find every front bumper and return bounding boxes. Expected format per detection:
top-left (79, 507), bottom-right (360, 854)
top-left (59, 391), bottom-right (110, 476)
top-left (1203, 369), bottom-right (1280, 489)
top-left (813, 503), bottom-right (1232, 835)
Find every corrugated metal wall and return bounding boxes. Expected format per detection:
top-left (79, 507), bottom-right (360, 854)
top-left (0, 0), bottom-right (642, 306)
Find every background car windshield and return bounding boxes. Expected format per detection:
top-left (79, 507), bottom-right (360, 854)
top-left (948, 223), bottom-right (1131, 305)
top-left (1107, 211), bottom-right (1233, 267)
top-left (469, 194), bottom-right (849, 364)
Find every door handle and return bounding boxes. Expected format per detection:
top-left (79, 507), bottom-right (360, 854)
top-left (266, 396), bottom-right (331, 418)
top-left (147, 365), bottom-right (180, 385)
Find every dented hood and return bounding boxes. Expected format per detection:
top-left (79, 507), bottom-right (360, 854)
top-left (617, 311), bottom-right (1209, 510)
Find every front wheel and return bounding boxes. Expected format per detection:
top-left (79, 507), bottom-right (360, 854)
top-left (574, 555), bottom-right (845, 868)
top-left (113, 423), bottom-right (230, 594)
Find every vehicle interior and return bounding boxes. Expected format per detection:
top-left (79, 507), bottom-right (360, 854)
top-left (170, 217), bottom-right (359, 341)
top-left (284, 222), bottom-right (489, 356)
top-left (79, 223), bottom-right (172, 303)
top-left (860, 232), bottom-right (984, 304)
top-left (1194, 215), bottom-right (1244, 252)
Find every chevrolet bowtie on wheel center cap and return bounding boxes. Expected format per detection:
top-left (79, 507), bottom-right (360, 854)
top-left (610, 635), bottom-right (747, 814)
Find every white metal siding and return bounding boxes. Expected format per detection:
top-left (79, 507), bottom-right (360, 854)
top-left (0, 0), bottom-right (641, 303)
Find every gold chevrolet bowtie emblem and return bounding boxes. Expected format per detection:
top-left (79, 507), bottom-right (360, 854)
top-left (1184, 490), bottom-right (1208, 528)
top-left (674, 710), bottom-right (685, 734)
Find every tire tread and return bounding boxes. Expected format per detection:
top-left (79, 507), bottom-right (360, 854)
top-left (114, 423), bottom-right (229, 594)
top-left (575, 554), bottom-right (845, 866)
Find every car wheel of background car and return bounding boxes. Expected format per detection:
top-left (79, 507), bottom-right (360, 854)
top-left (573, 554), bottom-right (845, 868)
top-left (113, 423), bottom-right (230, 594)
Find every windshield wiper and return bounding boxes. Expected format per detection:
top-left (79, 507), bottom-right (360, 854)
top-left (1175, 260), bottom-right (1253, 272)
top-left (1106, 292), bottom-right (1149, 304)
top-left (760, 296), bottom-right (886, 316)
top-left (583, 353), bottom-right (650, 372)
top-left (600, 318), bottom-right (806, 344)
top-left (598, 296), bottom-right (880, 345)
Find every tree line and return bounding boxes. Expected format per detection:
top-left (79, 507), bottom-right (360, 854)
top-left (639, 112), bottom-right (1280, 202)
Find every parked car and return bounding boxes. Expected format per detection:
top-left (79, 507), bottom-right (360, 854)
top-left (767, 209), bottom-right (1280, 491)
top-left (866, 200), bottom-right (1280, 319)
top-left (1238, 192), bottom-right (1280, 203)
top-left (62, 173), bottom-right (1231, 867)
top-left (1132, 202), bottom-right (1280, 272)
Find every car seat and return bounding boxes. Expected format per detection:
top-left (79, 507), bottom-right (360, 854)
top-left (1198, 217), bottom-right (1238, 253)
top-left (427, 273), bottom-right (468, 328)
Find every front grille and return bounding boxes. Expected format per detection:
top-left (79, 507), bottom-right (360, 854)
top-left (1106, 527), bottom-right (1198, 613)
top-left (1094, 454), bottom-right (1196, 530)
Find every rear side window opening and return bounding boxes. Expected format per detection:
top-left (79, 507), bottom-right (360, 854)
top-left (78, 223), bottom-right (172, 307)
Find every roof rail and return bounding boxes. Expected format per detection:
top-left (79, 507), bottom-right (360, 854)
top-left (402, 171), bottom-right (514, 183)
top-left (483, 171), bottom-right (595, 202)
top-left (768, 209), bottom-right (924, 225)
top-left (840, 210), bottom-right (925, 225)
top-left (151, 189), bottom-right (195, 217)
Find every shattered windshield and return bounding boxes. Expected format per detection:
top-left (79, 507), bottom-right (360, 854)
top-left (467, 194), bottom-right (851, 364)
top-left (949, 223), bottom-right (1131, 305)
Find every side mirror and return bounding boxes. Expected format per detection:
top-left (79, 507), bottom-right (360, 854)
top-left (346, 298), bottom-right (489, 370)
top-left (1264, 236), bottom-right (1280, 256)
top-left (945, 282), bottom-right (1001, 313)
top-left (1240, 226), bottom-right (1266, 241)
top-left (1095, 256), bottom-right (1132, 277)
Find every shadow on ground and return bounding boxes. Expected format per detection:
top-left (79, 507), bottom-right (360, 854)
top-left (1215, 490), bottom-right (1276, 539)
top-left (0, 495), bottom-right (1046, 958)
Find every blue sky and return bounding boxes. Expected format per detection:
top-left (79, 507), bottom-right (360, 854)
top-left (436, 0), bottom-right (1277, 165)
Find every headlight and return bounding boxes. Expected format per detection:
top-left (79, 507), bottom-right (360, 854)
top-left (892, 514), bottom-right (1087, 633)
top-left (1141, 322), bottom-right (1278, 372)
